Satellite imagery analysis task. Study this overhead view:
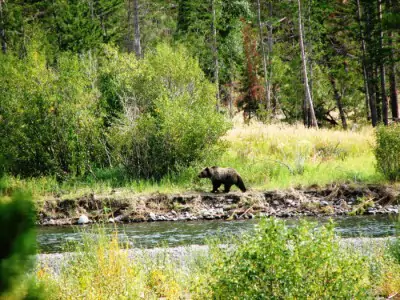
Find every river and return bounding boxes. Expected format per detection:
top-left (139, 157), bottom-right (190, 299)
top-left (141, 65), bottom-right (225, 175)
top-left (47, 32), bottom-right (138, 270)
top-left (36, 215), bottom-right (400, 253)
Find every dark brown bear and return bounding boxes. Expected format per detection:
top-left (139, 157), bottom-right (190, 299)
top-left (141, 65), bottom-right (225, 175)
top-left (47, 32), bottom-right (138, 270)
top-left (198, 166), bottom-right (246, 193)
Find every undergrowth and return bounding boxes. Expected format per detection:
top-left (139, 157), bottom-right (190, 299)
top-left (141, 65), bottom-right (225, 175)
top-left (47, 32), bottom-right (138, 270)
top-left (35, 219), bottom-right (400, 299)
top-left (6, 122), bottom-right (382, 200)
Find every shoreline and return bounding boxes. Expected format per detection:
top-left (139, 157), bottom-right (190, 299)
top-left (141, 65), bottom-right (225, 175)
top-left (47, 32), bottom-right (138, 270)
top-left (38, 183), bottom-right (400, 226)
top-left (37, 237), bottom-right (394, 276)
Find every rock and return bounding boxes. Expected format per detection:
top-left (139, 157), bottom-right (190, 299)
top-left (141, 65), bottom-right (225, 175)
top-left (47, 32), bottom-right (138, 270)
top-left (387, 207), bottom-right (399, 214)
top-left (171, 210), bottom-right (177, 216)
top-left (215, 208), bottom-right (224, 215)
top-left (108, 218), bottom-right (115, 223)
top-left (148, 212), bottom-right (156, 221)
top-left (273, 200), bottom-right (280, 206)
top-left (285, 199), bottom-right (294, 206)
top-left (77, 215), bottom-right (89, 225)
top-left (320, 201), bottom-right (330, 207)
top-left (43, 219), bottom-right (56, 226)
top-left (114, 215), bottom-right (124, 222)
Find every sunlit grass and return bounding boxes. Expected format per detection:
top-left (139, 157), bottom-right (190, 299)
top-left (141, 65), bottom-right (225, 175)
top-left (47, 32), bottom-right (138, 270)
top-left (6, 121), bottom-right (382, 199)
top-left (36, 227), bottom-right (201, 300)
top-left (33, 220), bottom-right (400, 299)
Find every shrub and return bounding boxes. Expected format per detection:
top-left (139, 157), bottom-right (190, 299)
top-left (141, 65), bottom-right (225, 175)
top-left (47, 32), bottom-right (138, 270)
top-left (375, 124), bottom-right (400, 181)
top-left (206, 218), bottom-right (370, 299)
top-left (109, 44), bottom-right (230, 179)
top-left (0, 47), bottom-right (106, 178)
top-left (0, 168), bottom-right (46, 299)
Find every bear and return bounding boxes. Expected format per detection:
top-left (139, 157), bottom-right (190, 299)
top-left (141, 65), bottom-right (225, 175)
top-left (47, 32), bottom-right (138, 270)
top-left (198, 166), bottom-right (247, 193)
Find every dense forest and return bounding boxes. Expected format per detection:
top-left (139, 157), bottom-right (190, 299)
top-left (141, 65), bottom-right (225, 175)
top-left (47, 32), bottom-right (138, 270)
top-left (0, 0), bottom-right (399, 180)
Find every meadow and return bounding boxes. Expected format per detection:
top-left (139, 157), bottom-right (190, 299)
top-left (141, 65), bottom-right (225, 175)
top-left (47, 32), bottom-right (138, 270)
top-left (5, 119), bottom-right (382, 201)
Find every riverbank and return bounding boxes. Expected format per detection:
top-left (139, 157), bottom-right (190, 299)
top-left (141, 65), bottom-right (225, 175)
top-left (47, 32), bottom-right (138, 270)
top-left (38, 183), bottom-right (400, 226)
top-left (37, 237), bottom-right (392, 276)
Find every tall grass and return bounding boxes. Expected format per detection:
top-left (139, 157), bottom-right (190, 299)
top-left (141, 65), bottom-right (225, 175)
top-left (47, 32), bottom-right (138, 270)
top-left (37, 227), bottom-right (196, 299)
top-left (220, 122), bottom-right (381, 190)
top-left (6, 122), bottom-right (381, 199)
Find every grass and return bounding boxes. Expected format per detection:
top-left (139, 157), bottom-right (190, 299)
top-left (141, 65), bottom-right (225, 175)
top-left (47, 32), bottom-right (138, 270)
top-left (36, 227), bottom-right (205, 299)
top-left (4, 121), bottom-right (384, 200)
top-left (33, 219), bottom-right (400, 299)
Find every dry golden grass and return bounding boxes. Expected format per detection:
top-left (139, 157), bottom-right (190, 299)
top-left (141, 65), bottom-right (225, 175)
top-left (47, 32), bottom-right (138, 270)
top-left (216, 119), bottom-right (380, 190)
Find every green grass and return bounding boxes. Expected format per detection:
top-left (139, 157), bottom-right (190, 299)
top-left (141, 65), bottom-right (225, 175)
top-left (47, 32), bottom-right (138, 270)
top-left (5, 122), bottom-right (384, 200)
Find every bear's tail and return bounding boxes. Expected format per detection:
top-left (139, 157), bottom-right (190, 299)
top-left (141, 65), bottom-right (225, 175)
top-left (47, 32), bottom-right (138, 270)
top-left (237, 176), bottom-right (247, 192)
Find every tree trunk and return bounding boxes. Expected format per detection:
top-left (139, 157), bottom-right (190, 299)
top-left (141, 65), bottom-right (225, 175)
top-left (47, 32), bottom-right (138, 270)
top-left (378, 0), bottom-right (388, 125)
top-left (374, 66), bottom-right (382, 122)
top-left (211, 0), bottom-right (220, 111)
top-left (266, 1), bottom-right (273, 110)
top-left (364, 2), bottom-right (378, 126)
top-left (0, 0), bottom-right (6, 54)
top-left (256, 0), bottom-right (270, 110)
top-left (133, 0), bottom-right (142, 58)
top-left (330, 76), bottom-right (348, 130)
top-left (229, 70), bottom-right (234, 118)
top-left (387, 0), bottom-right (399, 120)
top-left (297, 0), bottom-right (318, 128)
top-left (356, 0), bottom-right (372, 122)
top-left (306, 0), bottom-right (313, 112)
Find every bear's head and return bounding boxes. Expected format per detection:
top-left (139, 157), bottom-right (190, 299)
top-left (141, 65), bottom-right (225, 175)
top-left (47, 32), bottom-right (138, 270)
top-left (198, 167), bottom-right (212, 178)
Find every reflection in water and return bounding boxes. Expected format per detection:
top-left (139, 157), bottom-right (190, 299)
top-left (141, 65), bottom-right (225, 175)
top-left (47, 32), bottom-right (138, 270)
top-left (37, 215), bottom-right (399, 253)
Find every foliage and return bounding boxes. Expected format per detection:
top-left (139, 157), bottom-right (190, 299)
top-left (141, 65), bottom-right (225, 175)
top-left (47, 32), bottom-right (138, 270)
top-left (375, 124), bottom-right (400, 181)
top-left (38, 227), bottom-right (191, 300)
top-left (368, 242), bottom-right (400, 298)
top-left (109, 44), bottom-right (230, 179)
top-left (0, 166), bottom-right (46, 299)
top-left (204, 218), bottom-right (370, 299)
top-left (0, 46), bottom-right (106, 178)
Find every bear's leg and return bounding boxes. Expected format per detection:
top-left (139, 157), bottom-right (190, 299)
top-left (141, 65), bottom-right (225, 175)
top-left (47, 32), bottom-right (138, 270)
top-left (212, 181), bottom-right (221, 193)
top-left (223, 184), bottom-right (232, 193)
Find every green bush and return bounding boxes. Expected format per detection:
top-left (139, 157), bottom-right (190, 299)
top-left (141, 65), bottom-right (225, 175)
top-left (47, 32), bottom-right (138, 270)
top-left (206, 218), bottom-right (370, 299)
top-left (0, 47), bottom-right (106, 178)
top-left (109, 44), bottom-right (230, 179)
top-left (0, 168), bottom-right (46, 299)
top-left (375, 124), bottom-right (400, 181)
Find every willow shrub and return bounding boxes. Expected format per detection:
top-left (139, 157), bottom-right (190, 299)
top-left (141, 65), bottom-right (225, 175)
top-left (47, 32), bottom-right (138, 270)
top-left (375, 124), bottom-right (400, 181)
top-left (109, 44), bottom-right (230, 179)
top-left (204, 218), bottom-right (370, 299)
top-left (0, 47), bottom-right (105, 178)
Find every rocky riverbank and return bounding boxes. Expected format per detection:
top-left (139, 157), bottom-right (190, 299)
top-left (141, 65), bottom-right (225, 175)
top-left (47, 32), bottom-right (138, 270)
top-left (38, 183), bottom-right (400, 226)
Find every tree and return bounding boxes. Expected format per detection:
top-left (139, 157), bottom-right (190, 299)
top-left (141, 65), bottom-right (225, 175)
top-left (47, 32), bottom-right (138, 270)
top-left (132, 0), bottom-right (142, 57)
top-left (297, 0), bottom-right (317, 128)
top-left (378, 0), bottom-right (388, 125)
top-left (211, 0), bottom-right (220, 111)
top-left (0, 0), bottom-right (6, 53)
top-left (256, 0), bottom-right (270, 110)
top-left (387, 0), bottom-right (399, 120)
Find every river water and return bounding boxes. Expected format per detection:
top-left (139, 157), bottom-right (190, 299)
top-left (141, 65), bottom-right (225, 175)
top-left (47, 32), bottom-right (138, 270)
top-left (36, 215), bottom-right (399, 253)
